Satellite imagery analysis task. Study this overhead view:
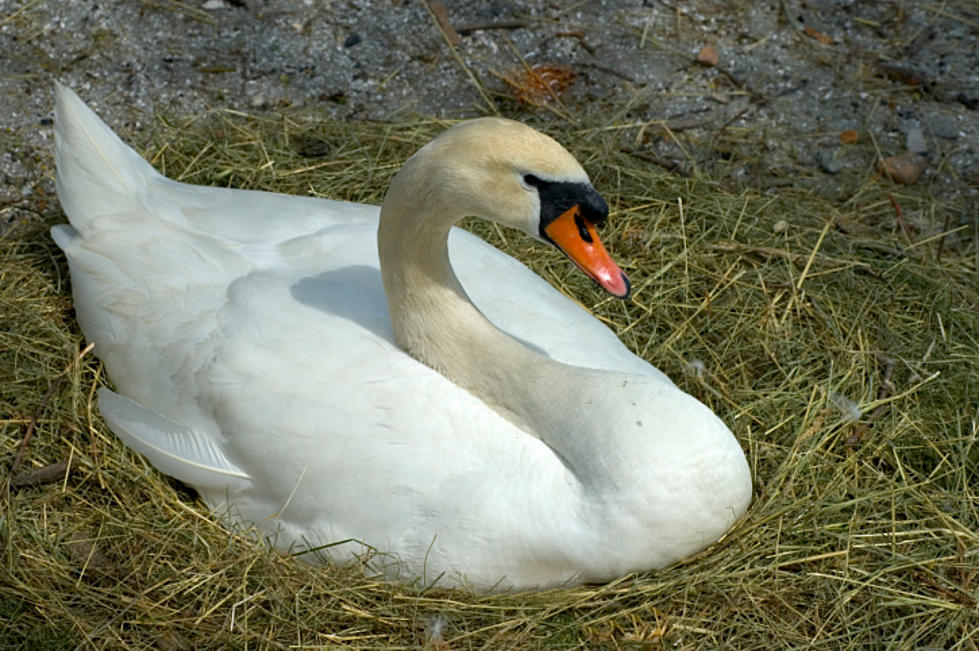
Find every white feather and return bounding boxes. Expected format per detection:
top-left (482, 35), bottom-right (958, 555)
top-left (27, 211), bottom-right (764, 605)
top-left (98, 388), bottom-right (250, 489)
top-left (53, 84), bottom-right (752, 592)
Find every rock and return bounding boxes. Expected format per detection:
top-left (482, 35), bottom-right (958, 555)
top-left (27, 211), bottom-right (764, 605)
top-left (839, 129), bottom-right (858, 144)
top-left (905, 126), bottom-right (927, 153)
top-left (772, 219), bottom-right (788, 234)
top-left (344, 33), bottom-right (362, 48)
top-left (928, 115), bottom-right (961, 139)
top-left (817, 148), bottom-right (844, 174)
top-left (696, 45), bottom-right (719, 66)
top-left (877, 152), bottom-right (927, 184)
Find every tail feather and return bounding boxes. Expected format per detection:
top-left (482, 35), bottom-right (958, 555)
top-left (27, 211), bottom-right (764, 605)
top-left (50, 224), bottom-right (78, 252)
top-left (53, 82), bottom-right (162, 236)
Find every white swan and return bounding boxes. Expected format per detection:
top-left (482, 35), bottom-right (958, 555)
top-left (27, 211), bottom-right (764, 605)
top-left (52, 83), bottom-right (751, 592)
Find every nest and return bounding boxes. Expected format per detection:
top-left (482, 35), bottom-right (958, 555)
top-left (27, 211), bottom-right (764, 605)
top-left (2, 106), bottom-right (977, 648)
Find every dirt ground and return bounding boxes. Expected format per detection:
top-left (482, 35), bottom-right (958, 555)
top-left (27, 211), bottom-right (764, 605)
top-left (1, 0), bottom-right (977, 233)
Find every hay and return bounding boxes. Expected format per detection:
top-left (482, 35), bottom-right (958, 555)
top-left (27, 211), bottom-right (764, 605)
top-left (2, 104), bottom-right (977, 649)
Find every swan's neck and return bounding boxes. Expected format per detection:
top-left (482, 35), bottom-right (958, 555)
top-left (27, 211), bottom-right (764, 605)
top-left (377, 165), bottom-right (544, 421)
top-left (377, 155), bottom-right (651, 490)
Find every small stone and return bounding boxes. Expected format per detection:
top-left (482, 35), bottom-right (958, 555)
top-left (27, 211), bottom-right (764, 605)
top-left (839, 129), bottom-right (858, 144)
top-left (877, 151), bottom-right (927, 184)
top-left (773, 219), bottom-right (788, 233)
top-left (343, 33), bottom-right (362, 48)
top-left (696, 45), bottom-right (718, 66)
top-left (928, 115), bottom-right (960, 139)
top-left (817, 148), bottom-right (844, 174)
top-left (202, 0), bottom-right (227, 9)
top-left (250, 93), bottom-right (266, 108)
top-left (905, 126), bottom-right (927, 153)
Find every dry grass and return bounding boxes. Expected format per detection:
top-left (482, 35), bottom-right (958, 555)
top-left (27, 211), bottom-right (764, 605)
top-left (2, 103), bottom-right (977, 649)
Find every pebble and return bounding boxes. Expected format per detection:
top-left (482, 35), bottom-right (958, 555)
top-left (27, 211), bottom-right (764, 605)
top-left (928, 115), bottom-right (961, 139)
top-left (877, 151), bottom-right (927, 184)
top-left (5, 0), bottom-right (979, 228)
top-left (696, 45), bottom-right (719, 66)
top-left (816, 148), bottom-right (844, 174)
top-left (905, 126), bottom-right (927, 153)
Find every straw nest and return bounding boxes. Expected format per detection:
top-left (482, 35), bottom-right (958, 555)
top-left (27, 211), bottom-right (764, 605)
top-left (2, 105), bottom-right (977, 649)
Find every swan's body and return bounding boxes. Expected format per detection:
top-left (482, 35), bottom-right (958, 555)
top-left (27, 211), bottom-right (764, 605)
top-left (52, 84), bottom-right (751, 592)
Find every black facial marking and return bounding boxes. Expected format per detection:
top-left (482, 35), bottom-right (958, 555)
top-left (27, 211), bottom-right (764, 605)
top-left (528, 176), bottom-right (609, 239)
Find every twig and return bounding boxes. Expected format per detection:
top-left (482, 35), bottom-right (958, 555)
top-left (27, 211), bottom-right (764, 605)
top-left (541, 30), bottom-right (597, 55)
top-left (11, 462), bottom-right (70, 488)
top-left (921, 4), bottom-right (979, 30)
top-left (958, 539), bottom-right (977, 597)
top-left (420, 0), bottom-right (497, 113)
top-left (888, 193), bottom-right (914, 243)
top-left (11, 377), bottom-right (64, 477)
top-left (11, 342), bottom-right (95, 476)
top-left (658, 108), bottom-right (722, 131)
top-left (0, 0), bottom-right (42, 28)
top-left (712, 81), bottom-right (806, 143)
top-left (875, 62), bottom-right (929, 88)
top-left (796, 219), bottom-right (833, 291)
top-left (914, 571), bottom-right (978, 607)
top-left (455, 19), bottom-right (529, 35)
top-left (633, 108), bottom-right (724, 144)
top-left (577, 62), bottom-right (637, 83)
top-left (427, 0), bottom-right (460, 46)
top-left (713, 66), bottom-right (750, 93)
top-left (935, 211), bottom-right (951, 262)
top-left (623, 150), bottom-right (691, 176)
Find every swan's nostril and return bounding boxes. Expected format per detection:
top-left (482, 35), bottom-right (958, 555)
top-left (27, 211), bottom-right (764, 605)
top-left (574, 213), bottom-right (593, 243)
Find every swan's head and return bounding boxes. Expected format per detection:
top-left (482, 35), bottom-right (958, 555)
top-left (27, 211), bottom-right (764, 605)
top-left (409, 117), bottom-right (631, 298)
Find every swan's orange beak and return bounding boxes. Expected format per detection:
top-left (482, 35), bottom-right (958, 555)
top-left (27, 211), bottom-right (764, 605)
top-left (544, 205), bottom-right (631, 299)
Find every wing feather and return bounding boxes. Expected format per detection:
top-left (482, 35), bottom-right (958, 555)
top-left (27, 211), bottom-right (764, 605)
top-left (98, 388), bottom-right (251, 490)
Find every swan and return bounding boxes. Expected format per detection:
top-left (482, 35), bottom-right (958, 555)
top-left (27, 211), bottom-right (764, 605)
top-left (51, 83), bottom-right (752, 592)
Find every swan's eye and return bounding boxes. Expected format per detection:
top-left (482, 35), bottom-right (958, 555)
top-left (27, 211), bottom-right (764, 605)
top-left (523, 174), bottom-right (542, 188)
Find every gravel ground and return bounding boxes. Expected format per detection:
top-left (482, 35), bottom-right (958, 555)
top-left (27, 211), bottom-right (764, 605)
top-left (1, 0), bottom-right (977, 230)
